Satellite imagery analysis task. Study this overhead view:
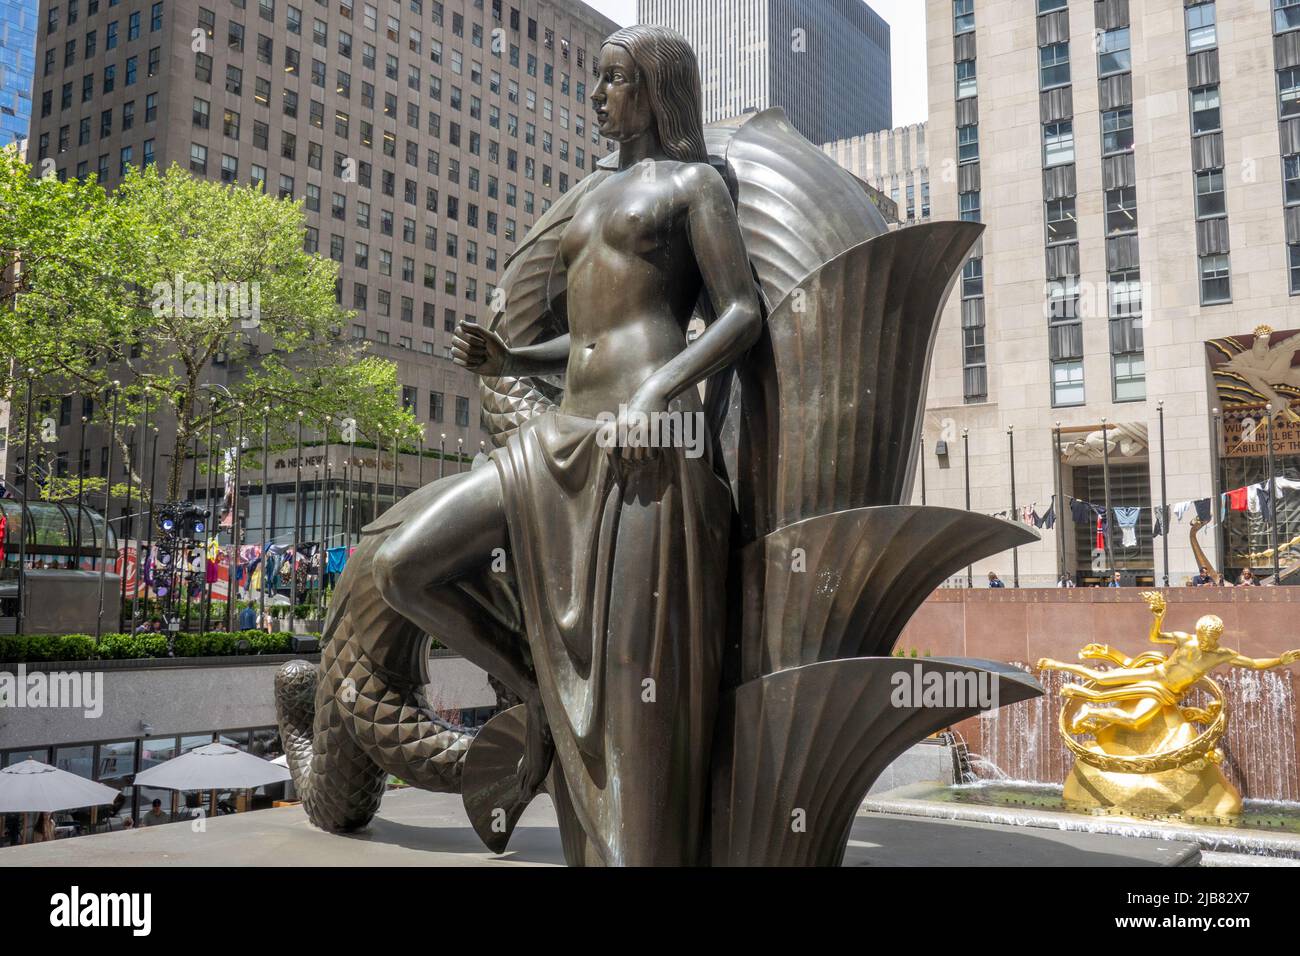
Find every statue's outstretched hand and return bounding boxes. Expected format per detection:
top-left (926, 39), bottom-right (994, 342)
top-left (1141, 590), bottom-right (1166, 615)
top-left (452, 320), bottom-right (511, 377)
top-left (1281, 649), bottom-right (1300, 666)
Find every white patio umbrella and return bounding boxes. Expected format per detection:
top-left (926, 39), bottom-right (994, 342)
top-left (132, 743), bottom-right (291, 791)
top-left (0, 760), bottom-right (121, 813)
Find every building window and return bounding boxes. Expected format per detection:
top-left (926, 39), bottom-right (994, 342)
top-left (1051, 360), bottom-right (1085, 407)
top-left (455, 396), bottom-right (470, 427)
top-left (953, 0), bottom-right (974, 35)
top-left (961, 258), bottom-right (983, 299)
top-left (1038, 0), bottom-right (1067, 11)
top-left (1285, 154), bottom-right (1300, 205)
top-left (1097, 27), bottom-right (1131, 77)
top-left (1194, 168), bottom-right (1226, 219)
top-left (1199, 253), bottom-right (1231, 304)
top-left (190, 143), bottom-right (208, 175)
top-left (1046, 276), bottom-right (1080, 323)
top-left (1113, 353), bottom-right (1146, 402)
top-left (1186, 2), bottom-right (1217, 52)
top-left (1276, 0), bottom-right (1300, 34)
top-left (956, 124), bottom-right (979, 164)
top-left (1104, 186), bottom-right (1138, 235)
top-left (1279, 67), bottom-right (1300, 118)
top-left (1043, 120), bottom-right (1074, 166)
top-left (1101, 107), bottom-right (1134, 155)
top-left (1039, 42), bottom-right (1070, 90)
top-left (1045, 197), bottom-right (1077, 245)
top-left (959, 190), bottom-right (981, 222)
top-left (1289, 244), bottom-right (1300, 294)
top-left (1191, 85), bottom-right (1221, 134)
top-left (955, 60), bottom-right (976, 100)
top-left (1109, 271), bottom-right (1143, 318)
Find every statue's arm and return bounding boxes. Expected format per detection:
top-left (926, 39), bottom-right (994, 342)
top-left (504, 334), bottom-right (571, 377)
top-left (633, 164), bottom-right (762, 406)
top-left (1230, 649), bottom-right (1300, 669)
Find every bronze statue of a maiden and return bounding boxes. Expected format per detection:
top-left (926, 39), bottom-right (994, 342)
top-left (373, 26), bottom-right (761, 866)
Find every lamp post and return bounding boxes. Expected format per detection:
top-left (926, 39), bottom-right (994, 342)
top-left (390, 430), bottom-right (398, 509)
top-left (371, 430), bottom-right (380, 519)
top-left (200, 398), bottom-right (218, 633)
top-left (919, 434), bottom-right (926, 507)
top-left (963, 427), bottom-right (972, 588)
top-left (75, 414), bottom-right (87, 564)
top-left (1008, 425), bottom-right (1018, 588)
top-left (1212, 407), bottom-right (1224, 577)
top-left (15, 368), bottom-right (36, 636)
top-left (95, 381), bottom-right (121, 639)
top-left (457, 437), bottom-right (464, 474)
top-left (1158, 401), bottom-right (1169, 587)
top-left (439, 433), bottom-right (446, 479)
top-left (417, 428), bottom-right (424, 487)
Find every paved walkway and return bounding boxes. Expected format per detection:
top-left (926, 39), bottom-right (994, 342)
top-left (1, 788), bottom-right (1199, 866)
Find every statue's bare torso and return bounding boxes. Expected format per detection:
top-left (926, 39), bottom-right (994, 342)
top-left (559, 161), bottom-right (708, 419)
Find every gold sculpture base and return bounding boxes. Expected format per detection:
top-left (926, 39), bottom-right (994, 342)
top-left (1062, 705), bottom-right (1243, 819)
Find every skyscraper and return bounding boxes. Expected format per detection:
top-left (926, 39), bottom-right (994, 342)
top-left (924, 0), bottom-right (1300, 585)
top-left (20, 0), bottom-right (619, 541)
top-left (0, 0), bottom-right (38, 143)
top-left (637, 0), bottom-right (891, 143)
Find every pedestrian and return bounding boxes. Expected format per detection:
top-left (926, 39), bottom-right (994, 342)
top-left (143, 798), bottom-right (169, 826)
top-left (1239, 567), bottom-right (1261, 586)
top-left (987, 571), bottom-right (1005, 588)
top-left (238, 603), bottom-right (258, 631)
top-left (1056, 573), bottom-right (1075, 588)
top-left (1109, 571), bottom-right (1123, 588)
top-left (1191, 566), bottom-right (1214, 587)
top-left (31, 812), bottom-right (55, 843)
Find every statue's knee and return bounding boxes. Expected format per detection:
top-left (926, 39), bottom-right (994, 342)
top-left (372, 537), bottom-right (412, 608)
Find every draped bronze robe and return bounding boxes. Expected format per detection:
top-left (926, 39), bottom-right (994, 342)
top-left (491, 399), bottom-right (731, 866)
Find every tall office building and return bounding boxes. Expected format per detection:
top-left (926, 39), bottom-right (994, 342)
top-left (924, 0), bottom-right (1300, 585)
top-left (637, 0), bottom-right (892, 143)
top-left (823, 121), bottom-right (929, 227)
top-left (20, 0), bottom-right (617, 541)
top-left (0, 0), bottom-right (38, 142)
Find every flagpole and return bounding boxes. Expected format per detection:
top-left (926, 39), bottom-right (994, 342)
top-left (201, 397), bottom-right (217, 633)
top-left (75, 413), bottom-right (87, 565)
top-left (1052, 422), bottom-right (1064, 583)
top-left (259, 406), bottom-right (270, 628)
top-left (1101, 417), bottom-right (1113, 581)
top-left (228, 403), bottom-right (244, 631)
top-left (1158, 401), bottom-right (1169, 587)
top-left (1008, 425), bottom-right (1018, 588)
top-left (1267, 403), bottom-right (1280, 581)
top-left (963, 427), bottom-right (972, 588)
top-left (291, 410), bottom-right (302, 631)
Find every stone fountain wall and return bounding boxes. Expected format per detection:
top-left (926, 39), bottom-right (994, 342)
top-left (895, 588), bottom-right (1300, 802)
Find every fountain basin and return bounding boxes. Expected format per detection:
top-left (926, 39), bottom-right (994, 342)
top-left (862, 781), bottom-right (1300, 865)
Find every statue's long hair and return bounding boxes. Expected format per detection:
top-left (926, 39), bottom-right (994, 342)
top-left (603, 25), bottom-right (708, 164)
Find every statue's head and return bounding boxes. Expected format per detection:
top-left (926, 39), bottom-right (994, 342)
top-left (596, 25), bottom-right (707, 163)
top-left (1195, 614), bottom-right (1224, 648)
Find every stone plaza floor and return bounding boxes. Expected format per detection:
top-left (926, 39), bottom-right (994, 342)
top-left (0, 787), bottom-right (1202, 866)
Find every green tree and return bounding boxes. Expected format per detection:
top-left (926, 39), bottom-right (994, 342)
top-left (0, 156), bottom-right (418, 501)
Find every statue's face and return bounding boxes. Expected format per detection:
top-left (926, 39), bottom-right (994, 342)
top-left (593, 44), bottom-right (653, 142)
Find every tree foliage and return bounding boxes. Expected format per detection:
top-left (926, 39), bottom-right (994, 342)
top-left (0, 154), bottom-right (419, 501)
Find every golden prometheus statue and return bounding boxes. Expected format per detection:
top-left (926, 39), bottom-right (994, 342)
top-left (1037, 591), bottom-right (1300, 819)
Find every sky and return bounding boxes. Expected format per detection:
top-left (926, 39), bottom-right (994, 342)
top-left (582, 0), bottom-right (928, 127)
